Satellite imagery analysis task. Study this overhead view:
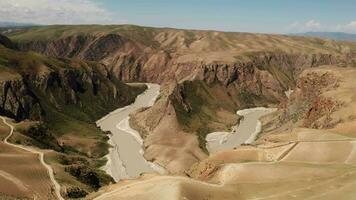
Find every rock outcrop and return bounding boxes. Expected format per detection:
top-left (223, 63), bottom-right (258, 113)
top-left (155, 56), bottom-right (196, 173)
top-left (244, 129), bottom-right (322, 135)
top-left (259, 65), bottom-right (353, 140)
top-left (0, 78), bottom-right (41, 121)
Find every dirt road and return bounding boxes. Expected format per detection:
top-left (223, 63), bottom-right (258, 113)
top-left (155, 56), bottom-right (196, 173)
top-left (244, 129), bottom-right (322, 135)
top-left (1, 116), bottom-right (64, 200)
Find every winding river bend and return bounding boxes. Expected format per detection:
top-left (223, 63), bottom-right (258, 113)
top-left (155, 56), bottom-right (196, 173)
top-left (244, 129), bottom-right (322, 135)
top-left (96, 83), bottom-right (165, 182)
top-left (206, 107), bottom-right (277, 154)
top-left (97, 83), bottom-right (276, 181)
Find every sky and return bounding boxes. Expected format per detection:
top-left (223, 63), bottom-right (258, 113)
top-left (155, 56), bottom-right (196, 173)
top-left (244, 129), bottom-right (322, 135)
top-left (0, 0), bottom-right (356, 34)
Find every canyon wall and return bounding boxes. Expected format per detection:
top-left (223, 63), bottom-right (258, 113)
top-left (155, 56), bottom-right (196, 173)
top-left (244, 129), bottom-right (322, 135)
top-left (8, 27), bottom-right (356, 173)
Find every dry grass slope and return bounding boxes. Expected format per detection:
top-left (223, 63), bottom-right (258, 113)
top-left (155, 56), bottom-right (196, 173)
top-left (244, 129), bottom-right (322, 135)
top-left (0, 119), bottom-right (55, 199)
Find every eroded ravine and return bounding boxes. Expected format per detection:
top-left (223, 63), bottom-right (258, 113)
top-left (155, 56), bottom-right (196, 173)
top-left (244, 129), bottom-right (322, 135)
top-left (96, 83), bottom-right (165, 182)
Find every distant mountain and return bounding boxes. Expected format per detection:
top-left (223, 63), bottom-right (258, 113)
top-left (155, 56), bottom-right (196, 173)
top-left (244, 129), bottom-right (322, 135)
top-left (0, 21), bottom-right (36, 27)
top-left (0, 21), bottom-right (37, 34)
top-left (291, 32), bottom-right (356, 41)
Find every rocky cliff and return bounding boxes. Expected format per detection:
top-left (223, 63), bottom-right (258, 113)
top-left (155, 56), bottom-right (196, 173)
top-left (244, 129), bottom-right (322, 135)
top-left (0, 43), bottom-right (141, 122)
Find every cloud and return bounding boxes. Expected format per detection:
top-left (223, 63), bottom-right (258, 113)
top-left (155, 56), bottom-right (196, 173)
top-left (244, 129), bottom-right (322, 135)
top-left (286, 20), bottom-right (356, 33)
top-left (345, 21), bottom-right (356, 29)
top-left (305, 20), bottom-right (321, 29)
top-left (287, 22), bottom-right (300, 28)
top-left (286, 20), bottom-right (323, 33)
top-left (334, 21), bottom-right (356, 33)
top-left (0, 0), bottom-right (120, 25)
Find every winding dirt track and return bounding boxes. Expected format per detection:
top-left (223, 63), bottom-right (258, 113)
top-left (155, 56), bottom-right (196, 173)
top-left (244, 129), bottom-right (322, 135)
top-left (0, 116), bottom-right (64, 200)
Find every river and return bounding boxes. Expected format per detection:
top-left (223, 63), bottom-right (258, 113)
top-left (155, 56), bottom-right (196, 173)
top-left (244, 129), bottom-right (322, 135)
top-left (97, 83), bottom-right (276, 180)
top-left (96, 83), bottom-right (165, 182)
top-left (206, 107), bottom-right (277, 154)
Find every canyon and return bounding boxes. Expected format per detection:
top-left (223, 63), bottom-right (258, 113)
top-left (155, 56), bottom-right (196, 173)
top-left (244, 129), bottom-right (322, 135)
top-left (1, 25), bottom-right (356, 199)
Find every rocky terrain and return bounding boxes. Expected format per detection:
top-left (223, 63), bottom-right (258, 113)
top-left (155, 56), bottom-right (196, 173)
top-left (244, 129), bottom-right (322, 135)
top-left (0, 34), bottom-right (145, 198)
top-left (3, 25), bottom-right (356, 199)
top-left (8, 25), bottom-right (356, 174)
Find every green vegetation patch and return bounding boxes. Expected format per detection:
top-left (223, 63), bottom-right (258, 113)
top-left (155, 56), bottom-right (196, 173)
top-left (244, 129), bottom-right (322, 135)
top-left (170, 81), bottom-right (236, 153)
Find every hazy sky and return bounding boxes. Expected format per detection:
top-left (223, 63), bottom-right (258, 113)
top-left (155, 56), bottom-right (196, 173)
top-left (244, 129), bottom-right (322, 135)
top-left (1, 0), bottom-right (356, 33)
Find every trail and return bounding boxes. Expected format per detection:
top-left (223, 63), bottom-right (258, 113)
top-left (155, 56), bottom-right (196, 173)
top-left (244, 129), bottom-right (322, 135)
top-left (1, 116), bottom-right (64, 200)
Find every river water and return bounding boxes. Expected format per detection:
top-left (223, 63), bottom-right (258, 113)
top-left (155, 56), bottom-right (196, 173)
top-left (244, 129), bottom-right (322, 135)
top-left (96, 83), bottom-right (165, 182)
top-left (97, 83), bottom-right (276, 181)
top-left (206, 107), bottom-right (277, 154)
